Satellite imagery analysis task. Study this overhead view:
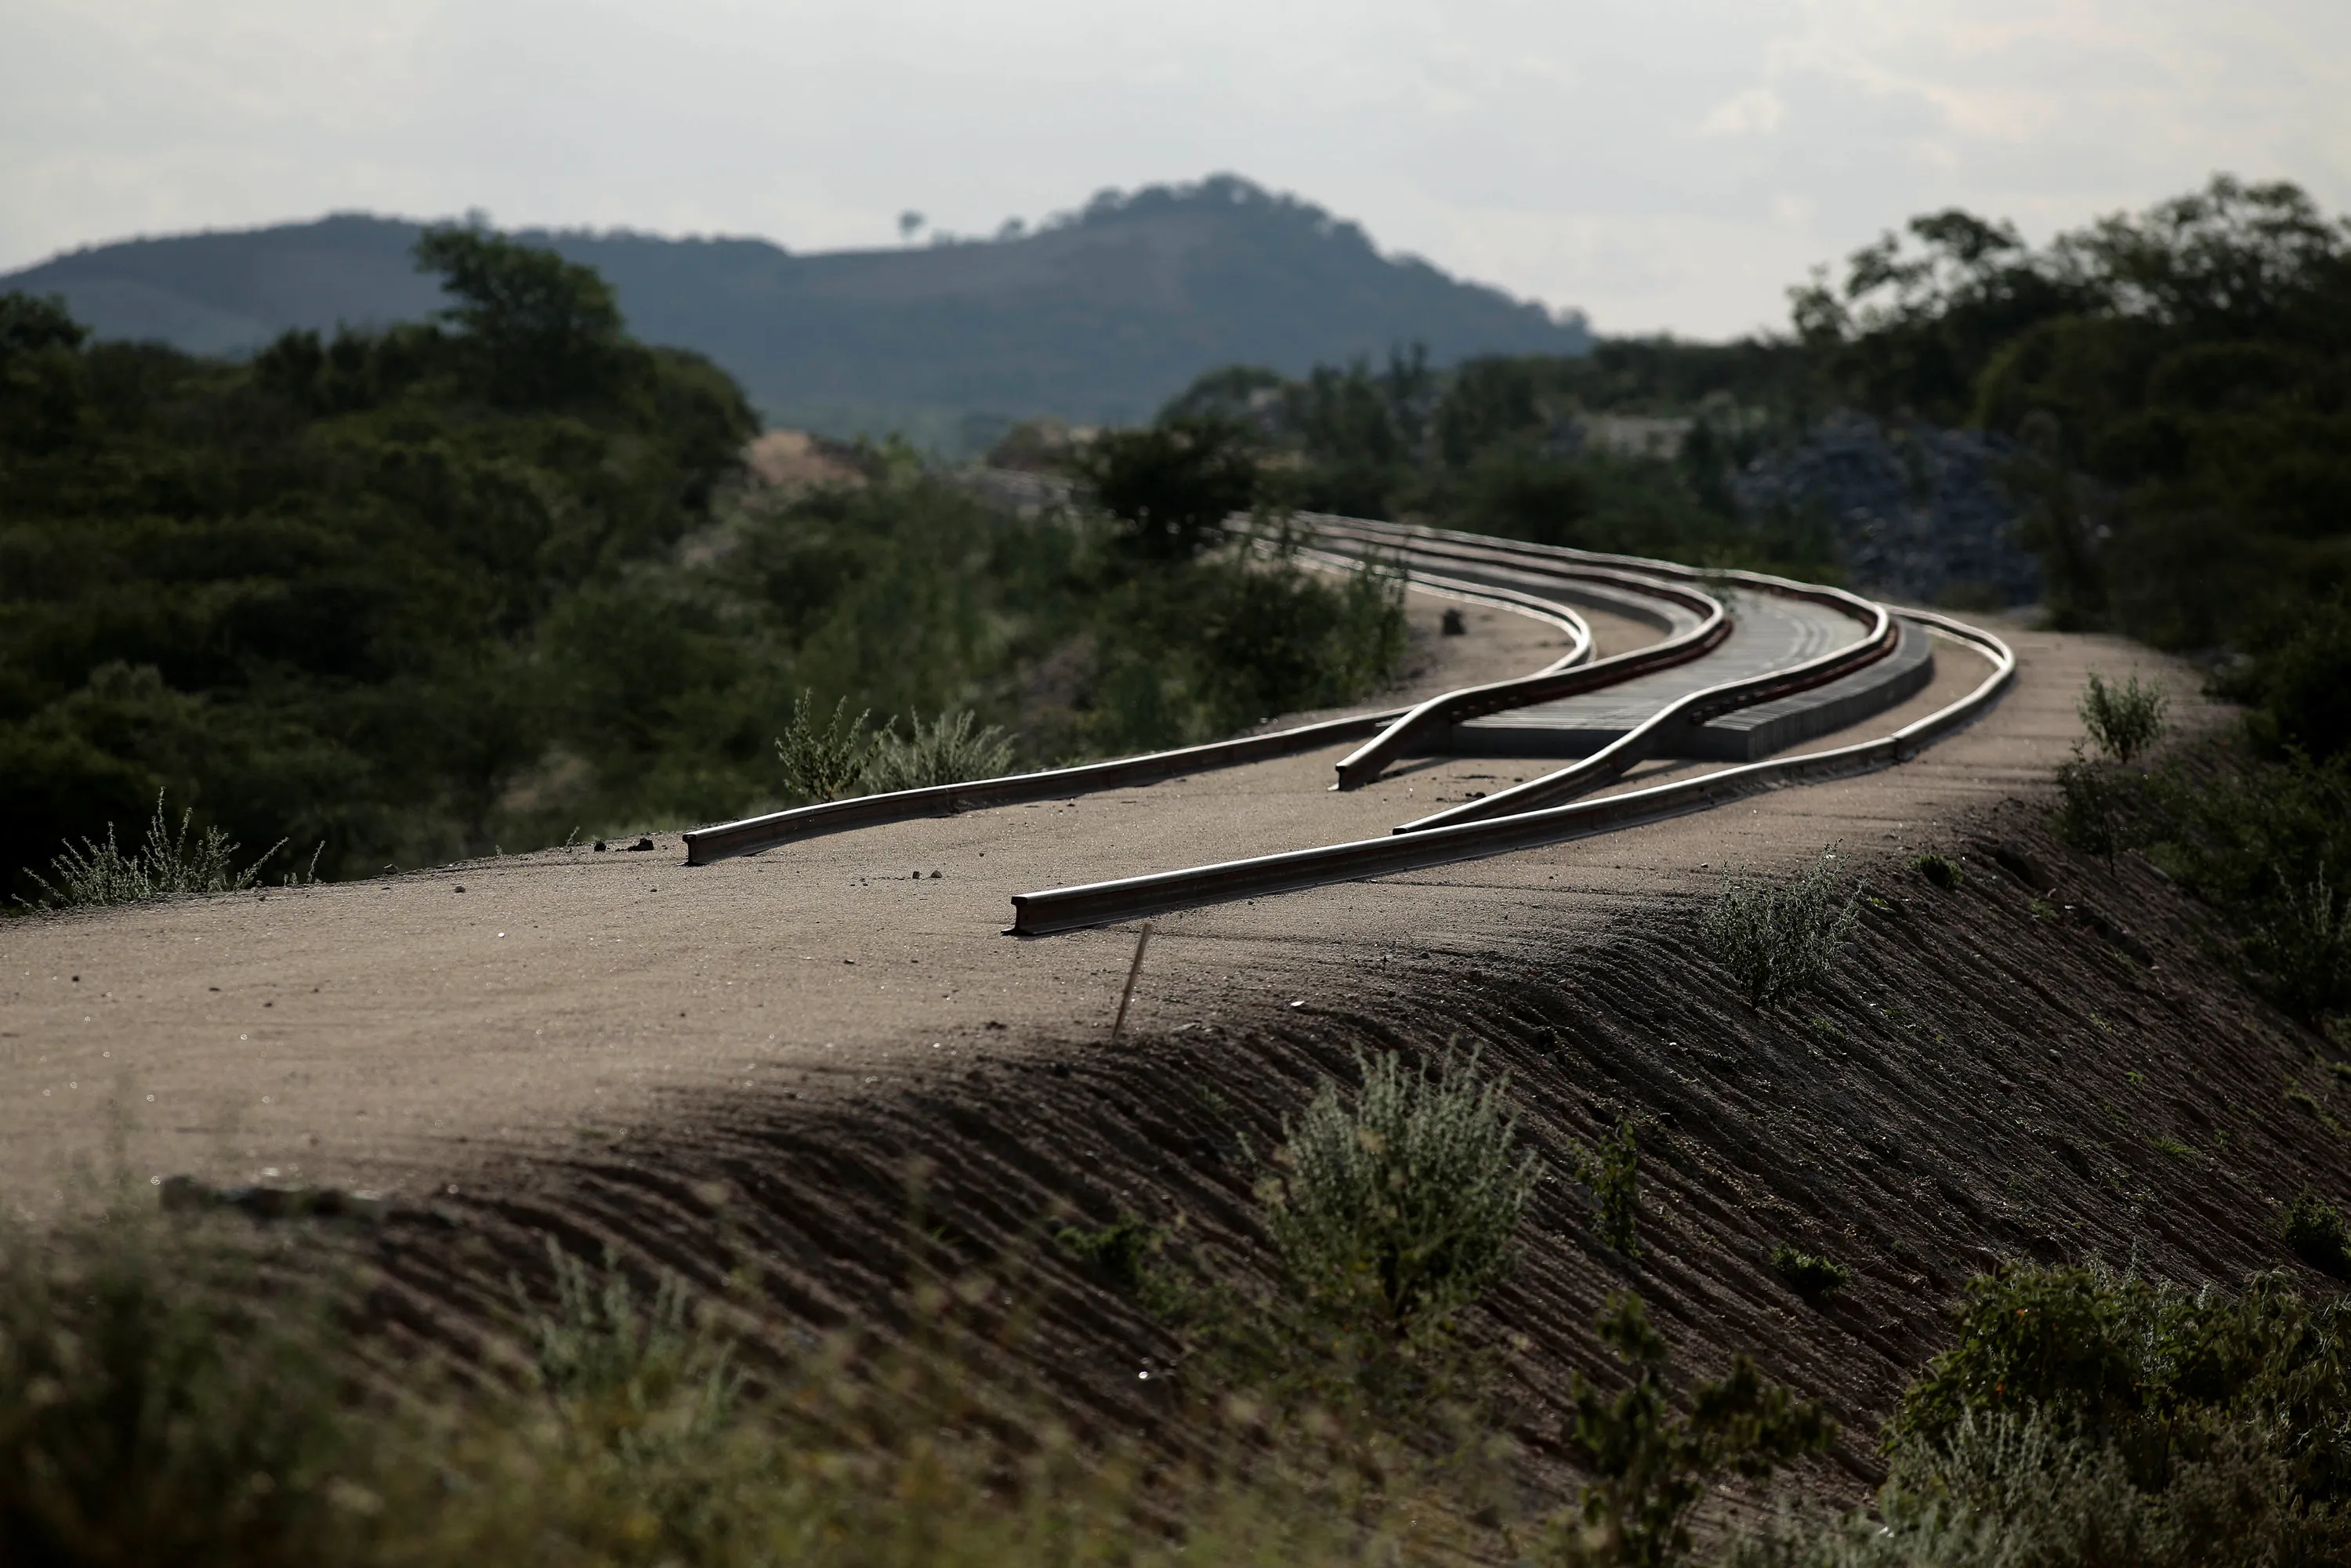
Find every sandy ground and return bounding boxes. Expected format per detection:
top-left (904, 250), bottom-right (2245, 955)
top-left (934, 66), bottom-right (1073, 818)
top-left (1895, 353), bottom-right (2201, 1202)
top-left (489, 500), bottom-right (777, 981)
top-left (0, 592), bottom-right (2200, 1211)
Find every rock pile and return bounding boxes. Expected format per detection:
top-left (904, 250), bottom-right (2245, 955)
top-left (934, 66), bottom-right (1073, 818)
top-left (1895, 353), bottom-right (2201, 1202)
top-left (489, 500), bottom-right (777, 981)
top-left (1735, 411), bottom-right (2041, 608)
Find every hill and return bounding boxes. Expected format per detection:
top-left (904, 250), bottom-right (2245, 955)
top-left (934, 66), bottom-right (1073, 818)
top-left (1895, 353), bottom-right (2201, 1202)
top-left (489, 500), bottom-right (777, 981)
top-left (0, 175), bottom-right (1591, 444)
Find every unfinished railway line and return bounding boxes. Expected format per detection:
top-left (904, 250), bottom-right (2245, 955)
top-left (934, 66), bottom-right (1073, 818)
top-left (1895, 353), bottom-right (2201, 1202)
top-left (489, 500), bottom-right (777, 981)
top-left (0, 512), bottom-right (2069, 1206)
top-left (13, 505), bottom-right (2285, 1483)
top-left (686, 513), bottom-right (2009, 934)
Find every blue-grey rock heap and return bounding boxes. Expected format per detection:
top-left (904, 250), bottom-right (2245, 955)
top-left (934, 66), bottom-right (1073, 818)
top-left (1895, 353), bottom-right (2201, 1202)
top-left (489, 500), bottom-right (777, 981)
top-left (1735, 411), bottom-right (2041, 608)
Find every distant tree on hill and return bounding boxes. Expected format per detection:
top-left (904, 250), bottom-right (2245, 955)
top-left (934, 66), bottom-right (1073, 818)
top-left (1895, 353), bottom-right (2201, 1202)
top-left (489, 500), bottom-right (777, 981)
top-left (414, 226), bottom-right (628, 407)
top-left (1078, 417), bottom-right (1261, 559)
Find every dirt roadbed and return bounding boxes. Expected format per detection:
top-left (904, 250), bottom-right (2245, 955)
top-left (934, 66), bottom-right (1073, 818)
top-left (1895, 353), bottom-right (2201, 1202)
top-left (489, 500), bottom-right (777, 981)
top-left (3, 614), bottom-right (2179, 1214)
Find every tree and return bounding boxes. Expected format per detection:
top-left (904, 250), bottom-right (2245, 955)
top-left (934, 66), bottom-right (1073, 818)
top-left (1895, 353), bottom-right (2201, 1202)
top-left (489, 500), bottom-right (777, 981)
top-left (413, 226), bottom-right (629, 408)
top-left (1077, 416), bottom-right (1261, 559)
top-left (0, 292), bottom-right (90, 455)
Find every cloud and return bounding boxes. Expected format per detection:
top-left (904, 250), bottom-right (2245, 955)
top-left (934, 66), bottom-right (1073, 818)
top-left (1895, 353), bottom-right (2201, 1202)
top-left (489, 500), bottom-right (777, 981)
top-left (1700, 87), bottom-right (1787, 139)
top-left (2, 0), bottom-right (2346, 339)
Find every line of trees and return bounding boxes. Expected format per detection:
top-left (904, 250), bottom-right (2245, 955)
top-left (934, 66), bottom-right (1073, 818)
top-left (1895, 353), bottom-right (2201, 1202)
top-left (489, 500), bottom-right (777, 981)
top-left (0, 230), bottom-right (1404, 900)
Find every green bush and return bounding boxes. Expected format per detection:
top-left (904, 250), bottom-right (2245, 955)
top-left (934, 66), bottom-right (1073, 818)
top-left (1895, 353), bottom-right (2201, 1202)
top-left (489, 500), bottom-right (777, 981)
top-left (1056, 1213), bottom-right (1166, 1294)
top-left (0, 1190), bottom-right (354, 1565)
top-left (1738, 1407), bottom-right (2335, 1568)
top-left (1574, 1119), bottom-right (1642, 1261)
top-left (16, 791), bottom-right (282, 909)
top-left (1890, 1263), bottom-right (2351, 1501)
top-left (861, 710), bottom-right (1017, 792)
top-left (1741, 1262), bottom-right (2351, 1568)
top-left (1552, 1292), bottom-right (1833, 1567)
top-left (2078, 672), bottom-right (2170, 764)
top-left (773, 692), bottom-right (878, 803)
top-left (1910, 853), bottom-right (1964, 891)
top-left (2244, 871), bottom-right (2351, 1022)
top-left (2228, 602), bottom-right (2351, 763)
top-left (1769, 1246), bottom-right (1851, 1296)
top-left (2284, 1191), bottom-right (2351, 1279)
top-left (2052, 754), bottom-right (2132, 863)
top-left (1261, 1048), bottom-right (1540, 1344)
top-left (1701, 849), bottom-right (1860, 1008)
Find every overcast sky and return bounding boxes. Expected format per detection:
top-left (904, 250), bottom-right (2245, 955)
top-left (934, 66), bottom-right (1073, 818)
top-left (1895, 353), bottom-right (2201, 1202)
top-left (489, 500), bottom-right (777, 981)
top-left (6, 0), bottom-right (2347, 338)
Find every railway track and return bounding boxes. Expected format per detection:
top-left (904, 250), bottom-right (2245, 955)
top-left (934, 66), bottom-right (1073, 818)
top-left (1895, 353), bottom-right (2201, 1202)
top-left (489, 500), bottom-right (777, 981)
top-left (682, 516), bottom-right (2013, 935)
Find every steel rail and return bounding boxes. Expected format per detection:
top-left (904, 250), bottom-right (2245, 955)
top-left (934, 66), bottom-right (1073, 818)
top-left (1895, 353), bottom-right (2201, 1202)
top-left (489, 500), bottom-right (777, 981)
top-left (1002, 610), bottom-right (2014, 936)
top-left (679, 555), bottom-right (1653, 864)
top-left (1393, 599), bottom-right (1896, 831)
top-left (1292, 514), bottom-right (1905, 791)
top-left (1328, 592), bottom-right (1730, 789)
top-left (1302, 512), bottom-right (1901, 648)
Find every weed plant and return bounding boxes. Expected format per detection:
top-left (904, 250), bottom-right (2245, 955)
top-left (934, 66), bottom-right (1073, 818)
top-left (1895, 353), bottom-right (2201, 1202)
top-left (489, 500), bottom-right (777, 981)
top-left (775, 692), bottom-right (877, 802)
top-left (1701, 849), bottom-right (1860, 1008)
top-left (2245, 871), bottom-right (2351, 1023)
top-left (1055, 1212), bottom-right (1166, 1295)
top-left (776, 697), bottom-right (1020, 802)
top-left (1910, 853), bottom-right (1963, 891)
top-left (0, 1180), bottom-right (353, 1564)
top-left (2078, 672), bottom-right (2169, 764)
top-left (1552, 1292), bottom-right (1833, 1567)
top-left (2052, 753), bottom-right (2132, 864)
top-left (1769, 1246), bottom-right (1851, 1296)
top-left (862, 710), bottom-right (1018, 792)
top-left (16, 791), bottom-right (282, 910)
top-left (2063, 734), bottom-right (2351, 1021)
top-left (1574, 1118), bottom-right (1643, 1260)
top-left (1735, 1262), bottom-right (2351, 1568)
top-left (1259, 1048), bottom-right (1540, 1347)
top-left (2284, 1191), bottom-right (2351, 1279)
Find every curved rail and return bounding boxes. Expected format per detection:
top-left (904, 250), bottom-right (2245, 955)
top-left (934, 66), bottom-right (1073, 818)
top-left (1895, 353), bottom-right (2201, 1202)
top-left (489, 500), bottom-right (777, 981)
top-left (1295, 514), bottom-right (1905, 790)
top-left (1328, 574), bottom-right (1730, 788)
top-left (1394, 597), bottom-right (1896, 831)
top-left (1003, 610), bottom-right (2014, 935)
top-left (682, 552), bottom-right (1639, 864)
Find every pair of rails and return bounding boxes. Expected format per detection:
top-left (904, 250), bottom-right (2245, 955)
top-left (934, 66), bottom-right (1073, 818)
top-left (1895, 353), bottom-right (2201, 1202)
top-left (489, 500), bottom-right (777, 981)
top-left (681, 517), bottom-right (2014, 934)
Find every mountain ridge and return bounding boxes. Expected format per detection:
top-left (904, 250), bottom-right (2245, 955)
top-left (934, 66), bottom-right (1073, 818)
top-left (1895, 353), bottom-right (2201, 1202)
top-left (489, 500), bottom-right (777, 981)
top-left (1, 174), bottom-right (1592, 442)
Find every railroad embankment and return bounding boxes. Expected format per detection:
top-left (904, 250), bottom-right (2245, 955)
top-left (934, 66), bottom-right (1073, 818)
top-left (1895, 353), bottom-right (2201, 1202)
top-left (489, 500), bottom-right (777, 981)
top-left (357, 790), bottom-right (2346, 1512)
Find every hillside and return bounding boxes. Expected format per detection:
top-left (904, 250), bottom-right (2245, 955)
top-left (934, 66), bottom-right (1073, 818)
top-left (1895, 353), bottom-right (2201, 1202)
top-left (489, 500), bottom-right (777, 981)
top-left (0, 175), bottom-right (1591, 441)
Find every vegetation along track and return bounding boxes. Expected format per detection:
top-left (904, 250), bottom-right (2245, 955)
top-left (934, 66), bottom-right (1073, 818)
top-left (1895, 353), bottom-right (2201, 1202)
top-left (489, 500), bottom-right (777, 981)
top-left (683, 516), bottom-right (2005, 935)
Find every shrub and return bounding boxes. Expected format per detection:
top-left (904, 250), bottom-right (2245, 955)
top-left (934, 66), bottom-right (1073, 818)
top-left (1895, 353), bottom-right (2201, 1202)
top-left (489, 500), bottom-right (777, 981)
top-left (1574, 1119), bottom-right (1642, 1260)
top-left (1056, 1213), bottom-right (1165, 1294)
top-left (862, 709), bottom-right (1018, 793)
top-left (2284, 1191), bottom-right (2351, 1279)
top-left (1701, 849), bottom-right (1860, 1008)
top-left (1737, 1407), bottom-right (2332, 1568)
top-left (1742, 1262), bottom-right (2351, 1568)
top-left (2078, 671), bottom-right (2169, 764)
top-left (1769, 1246), bottom-right (1850, 1296)
top-left (1552, 1292), bottom-right (1832, 1567)
top-left (2230, 601), bottom-right (2351, 762)
top-left (2244, 870), bottom-right (2351, 1022)
top-left (1910, 853), bottom-right (1963, 891)
top-left (1889, 1262), bottom-right (2351, 1501)
top-left (2052, 753), bottom-right (2130, 863)
top-left (775, 690), bottom-right (878, 803)
top-left (0, 1188), bottom-right (354, 1565)
top-left (1262, 1048), bottom-right (1540, 1344)
top-left (524, 1241), bottom-right (737, 1444)
top-left (17, 790), bottom-right (281, 910)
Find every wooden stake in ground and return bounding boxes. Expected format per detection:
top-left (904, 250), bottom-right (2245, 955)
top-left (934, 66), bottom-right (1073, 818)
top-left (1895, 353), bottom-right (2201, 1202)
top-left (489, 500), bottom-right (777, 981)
top-left (1110, 922), bottom-right (1153, 1041)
